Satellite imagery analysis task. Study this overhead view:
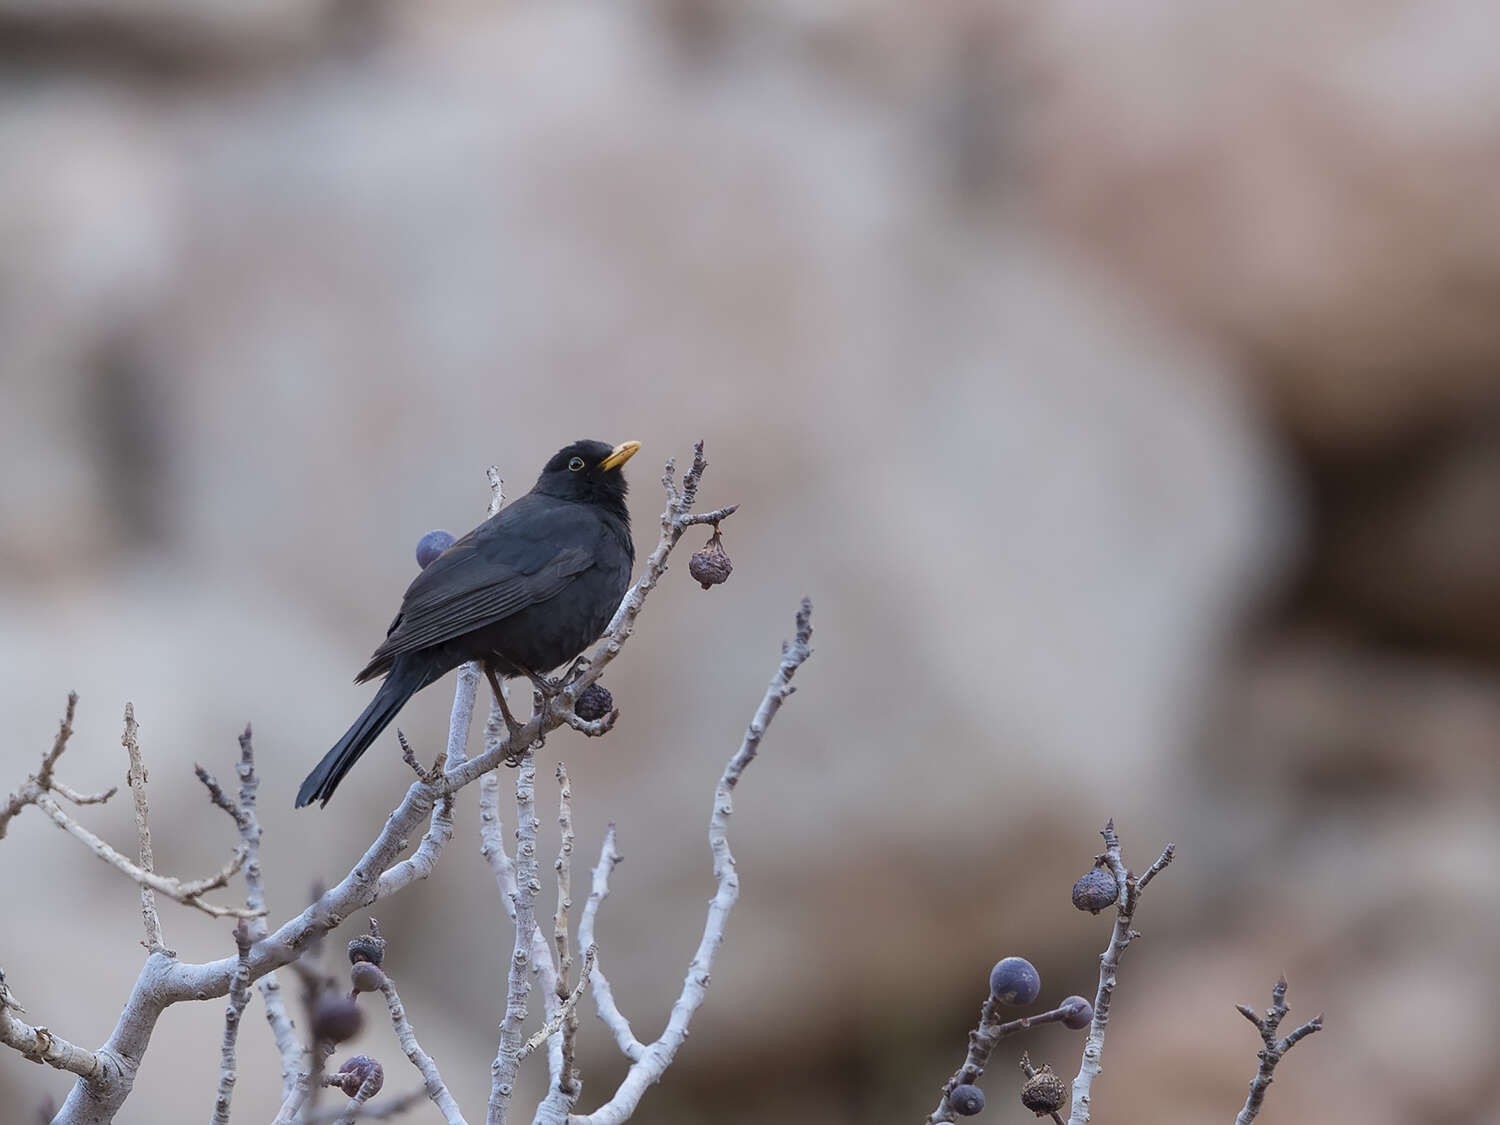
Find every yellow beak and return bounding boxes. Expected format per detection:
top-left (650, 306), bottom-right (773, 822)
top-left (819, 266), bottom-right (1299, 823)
top-left (599, 440), bottom-right (641, 471)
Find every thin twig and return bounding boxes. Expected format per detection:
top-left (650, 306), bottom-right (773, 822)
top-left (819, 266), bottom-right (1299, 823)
top-left (1234, 977), bottom-right (1323, 1124)
top-left (376, 969), bottom-right (468, 1125)
top-left (1066, 823), bottom-right (1175, 1125)
top-left (121, 704), bottom-right (165, 953)
top-left (234, 725), bottom-right (303, 1098)
top-left (210, 921), bottom-right (254, 1125)
top-left (927, 1000), bottom-right (1087, 1122)
top-left (479, 694), bottom-right (563, 1084)
top-left (570, 598), bottom-right (813, 1125)
top-left (577, 825), bottom-right (644, 1061)
top-left (520, 946), bottom-right (596, 1059)
top-left (488, 750), bottom-right (542, 1125)
top-left (300, 1087), bottom-right (430, 1123)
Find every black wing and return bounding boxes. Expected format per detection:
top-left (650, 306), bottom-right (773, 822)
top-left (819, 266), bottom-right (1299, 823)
top-left (356, 495), bottom-right (598, 680)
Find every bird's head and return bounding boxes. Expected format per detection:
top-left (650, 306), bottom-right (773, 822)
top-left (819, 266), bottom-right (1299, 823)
top-left (534, 439), bottom-right (640, 509)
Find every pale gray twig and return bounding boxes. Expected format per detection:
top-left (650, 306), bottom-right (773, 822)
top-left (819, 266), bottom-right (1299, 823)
top-left (488, 750), bottom-right (542, 1125)
top-left (570, 598), bottom-right (813, 1125)
top-left (209, 920), bottom-right (254, 1125)
top-left (122, 703), bottom-right (164, 952)
top-left (375, 966), bottom-right (468, 1125)
top-left (1234, 977), bottom-right (1323, 1125)
top-left (577, 826), bottom-right (644, 1062)
top-left (1067, 823), bottom-right (1175, 1125)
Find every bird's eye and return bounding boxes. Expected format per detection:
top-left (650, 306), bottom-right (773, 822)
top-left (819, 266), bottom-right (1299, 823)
top-left (568, 457), bottom-right (585, 472)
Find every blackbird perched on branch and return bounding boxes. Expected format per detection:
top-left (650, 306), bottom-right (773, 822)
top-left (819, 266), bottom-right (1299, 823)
top-left (296, 439), bottom-right (640, 807)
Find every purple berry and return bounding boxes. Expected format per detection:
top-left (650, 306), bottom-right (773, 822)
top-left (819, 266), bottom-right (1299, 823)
top-left (1059, 995), bottom-right (1093, 1030)
top-left (1072, 868), bottom-right (1118, 914)
top-left (335, 1054), bottom-right (384, 1096)
top-left (575, 683), bottom-right (614, 722)
top-left (416, 529), bottom-right (456, 569)
top-left (949, 1084), bottom-right (985, 1115)
top-left (989, 957), bottom-right (1041, 1005)
top-left (350, 962), bottom-right (386, 994)
top-left (312, 994), bottom-right (364, 1044)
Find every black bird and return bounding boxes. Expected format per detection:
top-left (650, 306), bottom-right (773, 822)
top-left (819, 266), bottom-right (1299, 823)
top-left (296, 439), bottom-right (640, 807)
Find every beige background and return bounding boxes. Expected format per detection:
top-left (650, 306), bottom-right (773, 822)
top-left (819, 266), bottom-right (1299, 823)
top-left (3, 1), bottom-right (1500, 1122)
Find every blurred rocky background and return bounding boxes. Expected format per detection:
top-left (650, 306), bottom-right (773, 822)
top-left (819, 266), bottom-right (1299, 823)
top-left (3, 0), bottom-right (1498, 1121)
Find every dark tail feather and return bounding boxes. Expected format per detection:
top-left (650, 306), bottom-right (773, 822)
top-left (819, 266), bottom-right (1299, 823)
top-left (297, 661), bottom-right (428, 808)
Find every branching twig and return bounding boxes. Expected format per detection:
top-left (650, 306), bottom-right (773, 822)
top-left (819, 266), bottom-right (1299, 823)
top-left (520, 945), bottom-right (596, 1060)
top-left (927, 999), bottom-right (1088, 1122)
top-left (1234, 977), bottom-right (1323, 1125)
top-left (570, 598), bottom-right (813, 1125)
top-left (1066, 823), bottom-right (1175, 1125)
top-left (479, 695), bottom-right (563, 1086)
top-left (577, 825), bottom-right (644, 1062)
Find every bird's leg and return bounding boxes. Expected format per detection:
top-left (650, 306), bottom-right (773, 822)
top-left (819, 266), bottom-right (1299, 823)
top-left (484, 665), bottom-right (526, 749)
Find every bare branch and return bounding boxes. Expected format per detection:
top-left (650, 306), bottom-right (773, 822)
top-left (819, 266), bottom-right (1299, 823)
top-left (209, 921), bottom-right (254, 1125)
top-left (572, 598), bottom-right (814, 1125)
top-left (927, 998), bottom-right (1088, 1122)
top-left (374, 967), bottom-right (468, 1125)
top-left (234, 724), bottom-right (302, 1098)
top-left (1234, 977), bottom-right (1324, 1124)
top-left (30, 792), bottom-right (257, 919)
top-left (2, 693), bottom-right (82, 839)
top-left (577, 825), bottom-right (644, 1062)
top-left (520, 945), bottom-right (596, 1060)
top-left (121, 703), bottom-right (166, 953)
top-left (1066, 822), bottom-right (1175, 1125)
top-left (550, 763), bottom-right (579, 1092)
top-left (480, 692), bottom-right (565, 1089)
top-left (488, 750), bottom-right (543, 1125)
top-left (0, 970), bottom-right (107, 1082)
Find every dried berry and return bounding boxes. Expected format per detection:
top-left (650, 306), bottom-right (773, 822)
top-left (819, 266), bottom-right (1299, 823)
top-left (1020, 1065), bottom-right (1066, 1115)
top-left (575, 682), bottom-right (614, 722)
top-left (1072, 867), bottom-right (1118, 914)
top-left (949, 1084), bottom-right (985, 1116)
top-left (1059, 995), bottom-right (1093, 1030)
top-left (415, 529), bottom-right (456, 570)
top-left (312, 994), bottom-right (364, 1044)
top-left (348, 932), bottom-right (386, 967)
top-left (688, 528), bottom-right (733, 590)
top-left (350, 961), bottom-right (386, 994)
top-left (335, 1054), bottom-right (385, 1097)
top-left (989, 957), bottom-right (1041, 1005)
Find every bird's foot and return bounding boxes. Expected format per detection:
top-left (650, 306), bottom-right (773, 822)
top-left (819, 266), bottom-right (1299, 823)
top-left (523, 669), bottom-right (566, 699)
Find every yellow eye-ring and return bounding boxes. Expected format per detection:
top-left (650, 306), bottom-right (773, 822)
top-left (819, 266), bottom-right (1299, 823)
top-left (568, 457), bottom-right (585, 472)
